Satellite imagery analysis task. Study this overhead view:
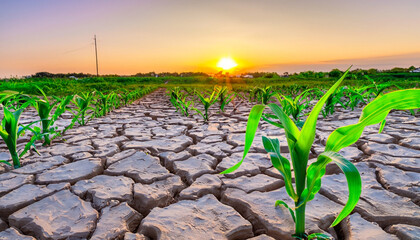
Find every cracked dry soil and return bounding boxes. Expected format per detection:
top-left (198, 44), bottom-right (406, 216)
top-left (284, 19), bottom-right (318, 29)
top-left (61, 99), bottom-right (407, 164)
top-left (0, 89), bottom-right (419, 240)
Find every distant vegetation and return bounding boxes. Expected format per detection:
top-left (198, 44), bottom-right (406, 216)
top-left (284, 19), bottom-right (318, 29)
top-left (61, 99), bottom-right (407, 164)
top-left (1, 66), bottom-right (419, 96)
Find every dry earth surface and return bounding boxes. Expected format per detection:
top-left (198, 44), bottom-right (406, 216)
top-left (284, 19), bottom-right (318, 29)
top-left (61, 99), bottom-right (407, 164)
top-left (0, 89), bottom-right (419, 240)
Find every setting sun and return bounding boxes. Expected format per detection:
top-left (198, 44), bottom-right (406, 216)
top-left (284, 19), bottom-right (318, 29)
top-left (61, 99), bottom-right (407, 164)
top-left (217, 57), bottom-right (238, 71)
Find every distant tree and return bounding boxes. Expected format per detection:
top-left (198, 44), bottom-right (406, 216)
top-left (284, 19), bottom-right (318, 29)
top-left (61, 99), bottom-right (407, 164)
top-left (263, 72), bottom-right (280, 78)
top-left (329, 69), bottom-right (342, 78)
top-left (389, 67), bottom-right (407, 73)
top-left (367, 68), bottom-right (378, 75)
top-left (32, 72), bottom-right (54, 78)
top-left (315, 72), bottom-right (325, 78)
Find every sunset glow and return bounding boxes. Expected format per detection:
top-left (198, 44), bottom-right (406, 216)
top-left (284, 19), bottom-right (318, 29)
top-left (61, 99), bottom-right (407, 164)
top-left (217, 57), bottom-right (238, 71)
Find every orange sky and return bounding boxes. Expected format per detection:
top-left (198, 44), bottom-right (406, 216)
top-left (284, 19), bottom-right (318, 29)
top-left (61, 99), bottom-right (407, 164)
top-left (1, 0), bottom-right (420, 77)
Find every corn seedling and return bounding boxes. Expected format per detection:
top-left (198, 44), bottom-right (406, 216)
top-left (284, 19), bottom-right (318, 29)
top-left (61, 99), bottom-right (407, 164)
top-left (168, 88), bottom-right (194, 117)
top-left (252, 86), bottom-right (276, 104)
top-left (343, 87), bottom-right (366, 111)
top-left (278, 89), bottom-right (320, 124)
top-left (176, 94), bottom-right (194, 117)
top-left (0, 101), bottom-right (40, 168)
top-left (363, 76), bottom-right (401, 101)
top-left (120, 89), bottom-right (137, 106)
top-left (168, 87), bottom-right (183, 112)
top-left (262, 89), bottom-right (320, 129)
top-left (0, 91), bottom-right (19, 106)
top-left (194, 89), bottom-right (219, 121)
top-left (95, 91), bottom-right (116, 117)
top-left (321, 87), bottom-right (346, 118)
top-left (221, 68), bottom-right (420, 239)
top-left (0, 91), bottom-right (31, 110)
top-left (32, 87), bottom-right (73, 145)
top-left (215, 86), bottom-right (236, 112)
top-left (67, 92), bottom-right (95, 129)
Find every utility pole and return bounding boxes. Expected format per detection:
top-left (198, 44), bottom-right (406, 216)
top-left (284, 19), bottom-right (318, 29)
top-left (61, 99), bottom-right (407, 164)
top-left (94, 35), bottom-right (99, 76)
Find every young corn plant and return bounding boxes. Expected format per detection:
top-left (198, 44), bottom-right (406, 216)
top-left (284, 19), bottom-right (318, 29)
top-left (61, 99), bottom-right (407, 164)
top-left (0, 91), bottom-right (19, 106)
top-left (120, 89), bottom-right (138, 106)
top-left (215, 86), bottom-right (236, 112)
top-left (363, 76), bottom-right (401, 101)
top-left (32, 87), bottom-right (73, 145)
top-left (194, 89), bottom-right (219, 121)
top-left (95, 91), bottom-right (116, 117)
top-left (274, 89), bottom-right (320, 127)
top-left (221, 68), bottom-right (420, 239)
top-left (0, 91), bottom-right (31, 110)
top-left (168, 88), bottom-right (195, 117)
top-left (66, 92), bottom-right (95, 131)
top-left (178, 95), bottom-right (195, 117)
top-left (0, 101), bottom-right (40, 168)
top-left (252, 86), bottom-right (276, 104)
top-left (168, 87), bottom-right (184, 113)
top-left (343, 87), bottom-right (366, 111)
top-left (321, 87), bottom-right (346, 118)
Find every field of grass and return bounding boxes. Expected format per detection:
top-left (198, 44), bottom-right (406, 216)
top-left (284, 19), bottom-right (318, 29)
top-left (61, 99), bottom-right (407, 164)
top-left (2, 70), bottom-right (420, 96)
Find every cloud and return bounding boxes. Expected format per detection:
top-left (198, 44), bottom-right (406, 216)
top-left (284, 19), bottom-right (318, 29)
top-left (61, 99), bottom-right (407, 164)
top-left (253, 52), bottom-right (420, 73)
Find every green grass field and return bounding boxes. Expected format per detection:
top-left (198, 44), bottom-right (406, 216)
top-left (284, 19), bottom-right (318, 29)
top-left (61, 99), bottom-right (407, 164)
top-left (2, 71), bottom-right (419, 96)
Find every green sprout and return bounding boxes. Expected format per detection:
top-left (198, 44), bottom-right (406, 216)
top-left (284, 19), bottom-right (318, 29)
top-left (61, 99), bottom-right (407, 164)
top-left (215, 86), bottom-right (236, 112)
top-left (342, 87), bottom-right (366, 111)
top-left (95, 91), bottom-right (116, 117)
top-left (221, 67), bottom-right (420, 239)
top-left (251, 86), bottom-right (276, 105)
top-left (194, 88), bottom-right (219, 121)
top-left (321, 86), bottom-right (346, 118)
top-left (0, 100), bottom-right (40, 168)
top-left (32, 86), bottom-right (73, 145)
top-left (168, 87), bottom-right (194, 117)
top-left (67, 91), bottom-right (95, 128)
top-left (275, 88), bottom-right (320, 127)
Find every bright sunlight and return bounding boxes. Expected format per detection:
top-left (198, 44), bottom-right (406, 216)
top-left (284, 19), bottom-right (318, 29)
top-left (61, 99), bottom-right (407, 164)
top-left (217, 57), bottom-right (238, 70)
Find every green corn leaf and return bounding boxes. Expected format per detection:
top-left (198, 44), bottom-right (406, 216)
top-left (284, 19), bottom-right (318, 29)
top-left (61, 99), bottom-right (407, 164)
top-left (294, 88), bottom-right (315, 104)
top-left (0, 90), bottom-right (19, 103)
top-left (378, 119), bottom-right (386, 134)
top-left (304, 151), bottom-right (361, 227)
top-left (1, 101), bottom-right (32, 168)
top-left (275, 200), bottom-right (296, 223)
top-left (20, 133), bottom-right (41, 158)
top-left (326, 89), bottom-right (420, 152)
top-left (220, 104), bottom-right (266, 174)
top-left (261, 114), bottom-right (284, 129)
top-left (0, 160), bottom-right (12, 166)
top-left (262, 136), bottom-right (297, 201)
top-left (307, 232), bottom-right (332, 240)
top-left (17, 120), bottom-right (41, 136)
top-left (52, 95), bottom-right (73, 121)
top-left (35, 85), bottom-right (48, 100)
top-left (297, 67), bottom-right (351, 161)
top-left (0, 126), bottom-right (9, 140)
top-left (198, 94), bottom-right (206, 104)
top-left (267, 103), bottom-right (300, 147)
top-left (279, 94), bottom-right (295, 107)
